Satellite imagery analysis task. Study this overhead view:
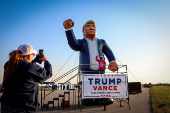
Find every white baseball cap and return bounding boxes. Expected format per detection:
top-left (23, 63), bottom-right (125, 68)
top-left (17, 44), bottom-right (37, 56)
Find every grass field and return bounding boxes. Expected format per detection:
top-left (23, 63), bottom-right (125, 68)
top-left (150, 86), bottom-right (170, 113)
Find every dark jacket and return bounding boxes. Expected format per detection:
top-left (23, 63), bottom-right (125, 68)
top-left (1, 59), bottom-right (52, 112)
top-left (65, 29), bottom-right (116, 73)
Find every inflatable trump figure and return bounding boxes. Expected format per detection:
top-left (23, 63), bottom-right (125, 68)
top-left (63, 19), bottom-right (119, 105)
top-left (63, 19), bottom-right (118, 75)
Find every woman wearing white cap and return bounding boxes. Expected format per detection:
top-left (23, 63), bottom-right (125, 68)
top-left (1, 44), bottom-right (52, 113)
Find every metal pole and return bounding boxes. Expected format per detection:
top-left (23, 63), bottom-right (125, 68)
top-left (128, 95), bottom-right (130, 110)
top-left (41, 87), bottom-right (42, 107)
top-left (44, 87), bottom-right (45, 101)
top-left (126, 65), bottom-right (127, 73)
top-left (73, 90), bottom-right (74, 108)
top-left (127, 66), bottom-right (130, 110)
top-left (120, 100), bottom-right (122, 107)
top-left (78, 65), bottom-right (81, 108)
top-left (103, 98), bottom-right (106, 111)
top-left (75, 89), bottom-right (76, 110)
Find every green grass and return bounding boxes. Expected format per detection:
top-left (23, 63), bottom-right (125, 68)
top-left (150, 86), bottom-right (170, 113)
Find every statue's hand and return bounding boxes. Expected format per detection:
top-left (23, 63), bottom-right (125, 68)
top-left (108, 61), bottom-right (119, 72)
top-left (63, 19), bottom-right (74, 29)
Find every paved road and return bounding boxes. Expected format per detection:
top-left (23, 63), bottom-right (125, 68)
top-left (38, 88), bottom-right (152, 113)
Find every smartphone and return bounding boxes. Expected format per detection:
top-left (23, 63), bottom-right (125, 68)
top-left (39, 49), bottom-right (44, 64)
top-left (39, 49), bottom-right (44, 56)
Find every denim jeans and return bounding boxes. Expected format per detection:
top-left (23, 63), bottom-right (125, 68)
top-left (98, 69), bottom-right (105, 74)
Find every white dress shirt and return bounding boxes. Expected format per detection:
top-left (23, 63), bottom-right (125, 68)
top-left (85, 37), bottom-right (99, 70)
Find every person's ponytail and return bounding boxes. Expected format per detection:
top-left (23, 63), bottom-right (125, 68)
top-left (5, 50), bottom-right (23, 80)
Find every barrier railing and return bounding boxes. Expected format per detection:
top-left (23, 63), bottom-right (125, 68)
top-left (40, 64), bottom-right (130, 111)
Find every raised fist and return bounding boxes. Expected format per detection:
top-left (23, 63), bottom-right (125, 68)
top-left (63, 19), bottom-right (74, 29)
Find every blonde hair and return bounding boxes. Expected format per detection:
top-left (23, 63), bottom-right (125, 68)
top-left (5, 50), bottom-right (23, 80)
top-left (82, 20), bottom-right (95, 32)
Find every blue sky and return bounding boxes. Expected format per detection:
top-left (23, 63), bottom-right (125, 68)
top-left (0, 0), bottom-right (170, 84)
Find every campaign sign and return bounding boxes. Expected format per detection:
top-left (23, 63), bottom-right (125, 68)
top-left (82, 74), bottom-right (128, 99)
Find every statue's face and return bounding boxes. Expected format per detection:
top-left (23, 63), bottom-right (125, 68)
top-left (83, 24), bottom-right (97, 36)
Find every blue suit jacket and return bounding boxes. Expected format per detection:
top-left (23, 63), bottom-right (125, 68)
top-left (65, 29), bottom-right (116, 73)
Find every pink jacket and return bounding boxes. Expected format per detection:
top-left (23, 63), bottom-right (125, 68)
top-left (96, 56), bottom-right (106, 70)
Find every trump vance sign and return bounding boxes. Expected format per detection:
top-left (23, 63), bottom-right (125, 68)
top-left (82, 74), bottom-right (128, 99)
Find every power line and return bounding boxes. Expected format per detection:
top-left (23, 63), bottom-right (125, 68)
top-left (70, 52), bottom-right (79, 79)
top-left (116, 58), bottom-right (139, 82)
top-left (116, 57), bottom-right (150, 93)
top-left (50, 51), bottom-right (75, 83)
